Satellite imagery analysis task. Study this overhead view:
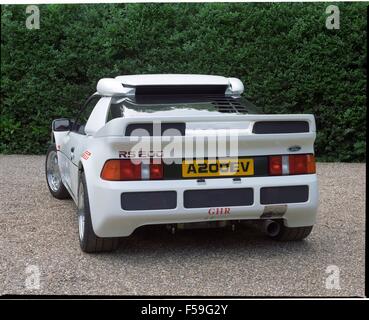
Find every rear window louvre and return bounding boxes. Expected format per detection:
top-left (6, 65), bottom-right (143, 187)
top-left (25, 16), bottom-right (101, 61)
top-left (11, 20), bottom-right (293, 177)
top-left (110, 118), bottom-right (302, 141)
top-left (252, 121), bottom-right (309, 134)
top-left (211, 98), bottom-right (248, 113)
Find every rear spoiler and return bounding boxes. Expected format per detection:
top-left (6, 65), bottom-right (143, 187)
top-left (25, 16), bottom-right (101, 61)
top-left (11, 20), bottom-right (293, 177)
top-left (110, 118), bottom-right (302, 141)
top-left (97, 75), bottom-right (244, 97)
top-left (95, 114), bottom-right (316, 137)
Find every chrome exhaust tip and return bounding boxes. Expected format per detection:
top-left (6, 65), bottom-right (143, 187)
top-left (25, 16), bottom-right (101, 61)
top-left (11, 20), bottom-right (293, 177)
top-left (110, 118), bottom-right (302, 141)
top-left (262, 220), bottom-right (281, 237)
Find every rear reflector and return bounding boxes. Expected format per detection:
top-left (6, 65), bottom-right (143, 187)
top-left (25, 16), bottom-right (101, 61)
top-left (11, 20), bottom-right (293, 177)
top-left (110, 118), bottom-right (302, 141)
top-left (253, 121), bottom-right (309, 134)
top-left (101, 159), bottom-right (163, 181)
top-left (268, 154), bottom-right (315, 176)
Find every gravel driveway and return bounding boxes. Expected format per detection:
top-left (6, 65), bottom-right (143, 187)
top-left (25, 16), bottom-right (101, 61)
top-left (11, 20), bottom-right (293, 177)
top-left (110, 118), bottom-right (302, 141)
top-left (0, 155), bottom-right (365, 296)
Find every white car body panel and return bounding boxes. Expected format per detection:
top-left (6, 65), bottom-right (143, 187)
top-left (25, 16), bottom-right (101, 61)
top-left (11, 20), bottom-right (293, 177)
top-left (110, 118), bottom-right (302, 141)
top-left (86, 175), bottom-right (318, 237)
top-left (51, 74), bottom-right (319, 238)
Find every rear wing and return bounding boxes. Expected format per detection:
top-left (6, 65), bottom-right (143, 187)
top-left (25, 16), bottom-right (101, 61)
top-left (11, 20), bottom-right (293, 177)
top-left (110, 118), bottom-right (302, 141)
top-left (97, 74), bottom-right (244, 97)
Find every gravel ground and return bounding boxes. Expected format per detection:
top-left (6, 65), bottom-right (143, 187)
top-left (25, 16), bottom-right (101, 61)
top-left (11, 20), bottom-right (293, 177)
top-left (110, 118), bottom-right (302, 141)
top-left (0, 155), bottom-right (365, 296)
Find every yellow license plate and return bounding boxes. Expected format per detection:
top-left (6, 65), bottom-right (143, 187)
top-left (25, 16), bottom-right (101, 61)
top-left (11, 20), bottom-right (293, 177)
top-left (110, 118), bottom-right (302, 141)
top-left (182, 158), bottom-right (254, 178)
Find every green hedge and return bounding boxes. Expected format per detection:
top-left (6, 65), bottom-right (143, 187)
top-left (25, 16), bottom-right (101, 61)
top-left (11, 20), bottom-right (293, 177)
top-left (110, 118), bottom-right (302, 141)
top-left (1, 3), bottom-right (366, 161)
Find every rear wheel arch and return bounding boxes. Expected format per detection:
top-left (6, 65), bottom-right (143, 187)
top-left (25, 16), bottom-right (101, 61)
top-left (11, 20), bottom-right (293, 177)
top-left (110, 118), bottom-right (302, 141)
top-left (45, 144), bottom-right (70, 199)
top-left (77, 170), bottom-right (119, 253)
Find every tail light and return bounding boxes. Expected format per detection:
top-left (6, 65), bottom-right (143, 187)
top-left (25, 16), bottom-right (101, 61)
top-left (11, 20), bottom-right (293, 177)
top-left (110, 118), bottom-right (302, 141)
top-left (150, 162), bottom-right (163, 179)
top-left (269, 156), bottom-right (282, 175)
top-left (100, 160), bottom-right (124, 181)
top-left (101, 159), bottom-right (163, 181)
top-left (268, 154), bottom-right (315, 176)
top-left (289, 154), bottom-right (316, 175)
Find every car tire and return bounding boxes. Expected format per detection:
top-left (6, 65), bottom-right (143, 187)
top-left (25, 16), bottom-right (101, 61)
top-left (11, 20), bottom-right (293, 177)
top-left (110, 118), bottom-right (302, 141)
top-left (270, 221), bottom-right (313, 241)
top-left (78, 172), bottom-right (119, 253)
top-left (45, 144), bottom-right (71, 199)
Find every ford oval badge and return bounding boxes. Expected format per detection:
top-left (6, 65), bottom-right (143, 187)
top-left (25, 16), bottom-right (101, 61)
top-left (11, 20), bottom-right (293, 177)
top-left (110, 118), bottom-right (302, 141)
top-left (288, 145), bottom-right (301, 152)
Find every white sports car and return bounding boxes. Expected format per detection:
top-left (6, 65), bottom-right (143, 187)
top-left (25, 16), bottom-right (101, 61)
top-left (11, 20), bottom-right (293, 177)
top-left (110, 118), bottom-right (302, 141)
top-left (45, 74), bottom-right (318, 253)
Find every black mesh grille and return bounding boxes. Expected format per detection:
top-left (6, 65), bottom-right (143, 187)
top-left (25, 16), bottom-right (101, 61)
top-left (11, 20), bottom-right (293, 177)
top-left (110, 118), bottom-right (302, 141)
top-left (125, 123), bottom-right (185, 136)
top-left (260, 186), bottom-right (309, 204)
top-left (121, 191), bottom-right (177, 210)
top-left (253, 121), bottom-right (309, 134)
top-left (184, 188), bottom-right (254, 208)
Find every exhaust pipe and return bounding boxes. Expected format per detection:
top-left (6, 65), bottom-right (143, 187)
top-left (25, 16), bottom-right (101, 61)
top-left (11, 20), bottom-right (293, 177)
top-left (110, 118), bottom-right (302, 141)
top-left (261, 220), bottom-right (281, 237)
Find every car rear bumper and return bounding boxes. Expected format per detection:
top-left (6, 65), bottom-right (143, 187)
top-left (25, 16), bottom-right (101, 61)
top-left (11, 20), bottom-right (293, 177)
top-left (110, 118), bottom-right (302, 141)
top-left (87, 174), bottom-right (318, 237)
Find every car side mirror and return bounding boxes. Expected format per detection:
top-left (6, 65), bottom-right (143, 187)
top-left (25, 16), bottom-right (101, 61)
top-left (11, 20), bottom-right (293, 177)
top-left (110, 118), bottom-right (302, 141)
top-left (52, 118), bottom-right (71, 132)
